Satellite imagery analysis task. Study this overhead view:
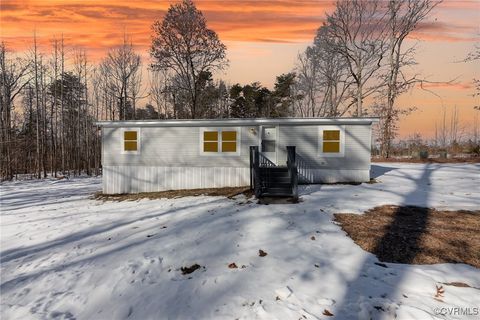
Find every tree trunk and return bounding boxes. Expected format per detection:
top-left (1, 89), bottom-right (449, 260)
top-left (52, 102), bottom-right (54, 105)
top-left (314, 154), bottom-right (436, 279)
top-left (34, 33), bottom-right (41, 179)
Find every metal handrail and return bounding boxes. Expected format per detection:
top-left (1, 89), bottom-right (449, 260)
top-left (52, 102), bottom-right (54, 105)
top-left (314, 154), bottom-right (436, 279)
top-left (296, 153), bottom-right (313, 183)
top-left (259, 152), bottom-right (276, 168)
top-left (250, 146), bottom-right (261, 197)
top-left (286, 146), bottom-right (298, 199)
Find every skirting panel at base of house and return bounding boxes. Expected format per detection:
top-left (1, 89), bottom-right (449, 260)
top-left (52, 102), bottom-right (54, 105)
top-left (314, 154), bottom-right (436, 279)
top-left (103, 166), bottom-right (251, 194)
top-left (298, 169), bottom-right (370, 184)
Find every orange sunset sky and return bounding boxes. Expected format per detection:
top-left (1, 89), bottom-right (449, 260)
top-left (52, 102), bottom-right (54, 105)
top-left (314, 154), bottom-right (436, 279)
top-left (1, 0), bottom-right (479, 139)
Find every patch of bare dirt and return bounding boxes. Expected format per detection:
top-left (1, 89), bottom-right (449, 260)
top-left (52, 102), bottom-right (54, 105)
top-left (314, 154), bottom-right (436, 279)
top-left (334, 205), bottom-right (480, 268)
top-left (94, 186), bottom-right (253, 201)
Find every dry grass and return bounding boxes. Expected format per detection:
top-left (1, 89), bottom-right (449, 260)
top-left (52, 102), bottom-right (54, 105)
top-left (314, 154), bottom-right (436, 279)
top-left (372, 157), bottom-right (480, 163)
top-left (94, 186), bottom-right (253, 201)
top-left (334, 205), bottom-right (480, 268)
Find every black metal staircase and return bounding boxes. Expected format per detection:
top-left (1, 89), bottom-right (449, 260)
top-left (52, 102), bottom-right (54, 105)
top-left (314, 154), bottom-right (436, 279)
top-left (250, 146), bottom-right (298, 199)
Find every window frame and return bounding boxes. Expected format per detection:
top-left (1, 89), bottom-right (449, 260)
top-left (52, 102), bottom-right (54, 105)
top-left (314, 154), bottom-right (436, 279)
top-left (121, 128), bottom-right (141, 155)
top-left (199, 127), bottom-right (241, 156)
top-left (318, 125), bottom-right (345, 157)
top-left (203, 130), bottom-right (219, 153)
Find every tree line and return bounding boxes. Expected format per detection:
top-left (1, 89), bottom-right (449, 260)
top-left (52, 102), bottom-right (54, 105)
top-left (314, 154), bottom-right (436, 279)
top-left (1, 0), bottom-right (476, 181)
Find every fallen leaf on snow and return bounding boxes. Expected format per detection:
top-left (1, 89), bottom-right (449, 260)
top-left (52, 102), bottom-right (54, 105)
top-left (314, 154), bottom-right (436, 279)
top-left (181, 264), bottom-right (201, 275)
top-left (323, 309), bottom-right (334, 316)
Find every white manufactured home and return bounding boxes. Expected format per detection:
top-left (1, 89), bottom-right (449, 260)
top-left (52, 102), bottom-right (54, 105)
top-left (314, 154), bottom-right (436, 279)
top-left (96, 118), bottom-right (378, 195)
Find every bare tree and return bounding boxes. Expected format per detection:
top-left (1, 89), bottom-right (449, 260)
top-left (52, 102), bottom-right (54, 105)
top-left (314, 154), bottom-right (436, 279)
top-left (438, 106), bottom-right (448, 148)
top-left (150, 68), bottom-right (173, 119)
top-left (99, 62), bottom-right (114, 120)
top-left (31, 32), bottom-right (43, 178)
top-left (325, 0), bottom-right (388, 116)
top-left (151, 0), bottom-right (228, 119)
top-left (473, 112), bottom-right (479, 144)
top-left (294, 25), bottom-right (353, 118)
top-left (39, 55), bottom-right (48, 178)
top-left (91, 66), bottom-right (101, 174)
top-left (49, 37), bottom-right (60, 177)
top-left (60, 34), bottom-right (66, 174)
top-left (294, 47), bottom-right (320, 117)
top-left (0, 43), bottom-right (31, 180)
top-left (313, 26), bottom-right (353, 116)
top-left (379, 0), bottom-right (439, 157)
top-left (129, 64), bottom-right (144, 120)
top-left (450, 105), bottom-right (459, 145)
top-left (464, 43), bottom-right (480, 110)
top-left (101, 34), bottom-right (141, 120)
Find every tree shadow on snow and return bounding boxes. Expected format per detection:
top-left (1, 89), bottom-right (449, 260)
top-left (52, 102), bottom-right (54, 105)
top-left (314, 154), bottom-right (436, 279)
top-left (370, 164), bottom-right (396, 179)
top-left (332, 164), bottom-right (438, 319)
top-left (0, 193), bottom-right (259, 319)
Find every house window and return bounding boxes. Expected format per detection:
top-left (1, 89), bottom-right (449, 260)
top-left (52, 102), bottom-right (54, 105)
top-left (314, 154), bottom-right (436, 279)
top-left (201, 128), bottom-right (240, 155)
top-left (222, 131), bottom-right (237, 152)
top-left (319, 126), bottom-right (344, 157)
top-left (323, 130), bottom-right (340, 153)
top-left (262, 140), bottom-right (275, 153)
top-left (203, 131), bottom-right (219, 152)
top-left (124, 130), bottom-right (138, 151)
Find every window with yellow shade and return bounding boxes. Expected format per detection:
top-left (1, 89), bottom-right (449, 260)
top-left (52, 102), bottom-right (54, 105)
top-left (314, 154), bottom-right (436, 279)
top-left (319, 126), bottom-right (344, 156)
top-left (201, 128), bottom-right (239, 155)
top-left (124, 130), bottom-right (138, 152)
top-left (221, 131), bottom-right (237, 152)
top-left (203, 131), bottom-right (218, 152)
top-left (323, 130), bottom-right (340, 153)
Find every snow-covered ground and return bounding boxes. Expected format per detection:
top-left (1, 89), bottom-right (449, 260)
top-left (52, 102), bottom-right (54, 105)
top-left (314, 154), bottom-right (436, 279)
top-left (1, 163), bottom-right (479, 320)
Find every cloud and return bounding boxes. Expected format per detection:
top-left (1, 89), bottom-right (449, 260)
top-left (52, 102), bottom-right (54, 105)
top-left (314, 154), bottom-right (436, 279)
top-left (0, 0), bottom-right (478, 59)
top-left (437, 0), bottom-right (480, 11)
top-left (418, 81), bottom-right (474, 91)
top-left (0, 0), bottom-right (329, 54)
top-left (411, 20), bottom-right (479, 43)
top-left (0, 2), bottom-right (21, 11)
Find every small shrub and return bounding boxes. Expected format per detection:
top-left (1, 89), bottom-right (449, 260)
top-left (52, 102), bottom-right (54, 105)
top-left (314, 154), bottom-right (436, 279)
top-left (468, 144), bottom-right (480, 156)
top-left (419, 150), bottom-right (429, 159)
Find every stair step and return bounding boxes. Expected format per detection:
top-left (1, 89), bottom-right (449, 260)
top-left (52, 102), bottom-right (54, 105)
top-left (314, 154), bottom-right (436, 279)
top-left (260, 175), bottom-right (290, 180)
top-left (260, 173), bottom-right (289, 178)
top-left (261, 167), bottom-right (289, 173)
top-left (263, 187), bottom-right (292, 194)
top-left (263, 177), bottom-right (291, 183)
top-left (263, 182), bottom-right (291, 188)
top-left (260, 170), bottom-right (289, 175)
top-left (261, 192), bottom-right (293, 197)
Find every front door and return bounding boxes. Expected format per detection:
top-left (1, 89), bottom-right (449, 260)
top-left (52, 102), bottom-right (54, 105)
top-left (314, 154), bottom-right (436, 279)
top-left (261, 126), bottom-right (277, 164)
